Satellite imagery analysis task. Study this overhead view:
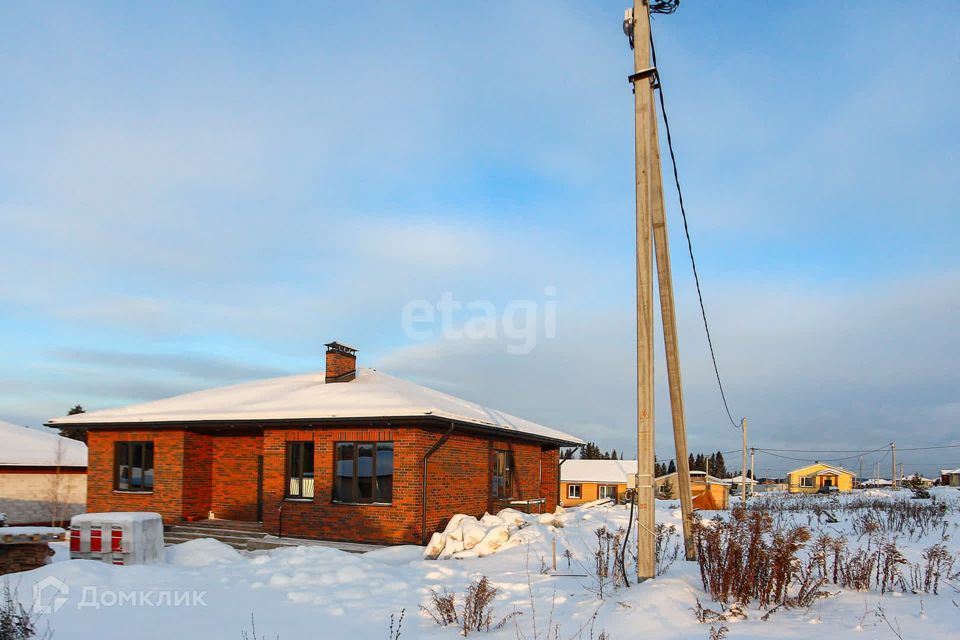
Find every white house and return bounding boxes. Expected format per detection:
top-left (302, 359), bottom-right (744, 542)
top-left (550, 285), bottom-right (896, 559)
top-left (0, 420), bottom-right (87, 525)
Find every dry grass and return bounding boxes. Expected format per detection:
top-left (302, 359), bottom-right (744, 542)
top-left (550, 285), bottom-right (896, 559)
top-left (420, 576), bottom-right (517, 636)
top-left (693, 507), bottom-right (829, 609)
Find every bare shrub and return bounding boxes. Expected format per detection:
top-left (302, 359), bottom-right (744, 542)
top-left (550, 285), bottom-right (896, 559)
top-left (421, 589), bottom-right (457, 627)
top-left (592, 526), bottom-right (627, 598)
top-left (239, 615), bottom-right (277, 640)
top-left (918, 543), bottom-right (955, 595)
top-left (1, 581), bottom-right (51, 640)
top-left (388, 609), bottom-right (405, 640)
top-left (708, 625), bottom-right (729, 640)
top-left (655, 523), bottom-right (681, 576)
top-left (694, 507), bottom-right (832, 612)
top-left (421, 577), bottom-right (516, 636)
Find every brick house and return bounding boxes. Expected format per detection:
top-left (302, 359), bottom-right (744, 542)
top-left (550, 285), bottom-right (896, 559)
top-left (46, 343), bottom-right (583, 545)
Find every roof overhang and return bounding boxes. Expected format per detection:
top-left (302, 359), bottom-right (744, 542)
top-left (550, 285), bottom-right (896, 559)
top-left (45, 414), bottom-right (582, 448)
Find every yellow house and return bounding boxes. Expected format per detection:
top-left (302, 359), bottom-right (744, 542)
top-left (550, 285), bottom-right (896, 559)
top-left (559, 460), bottom-right (636, 507)
top-left (786, 462), bottom-right (855, 493)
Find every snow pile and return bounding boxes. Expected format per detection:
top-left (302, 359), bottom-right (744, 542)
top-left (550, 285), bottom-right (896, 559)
top-left (424, 507), bottom-right (567, 559)
top-left (166, 539), bottom-right (242, 567)
top-left (0, 526), bottom-right (65, 537)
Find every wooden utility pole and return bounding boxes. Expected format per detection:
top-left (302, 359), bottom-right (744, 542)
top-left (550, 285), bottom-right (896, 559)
top-left (648, 93), bottom-right (696, 558)
top-left (891, 442), bottom-right (896, 490)
top-left (858, 455), bottom-right (863, 489)
top-left (740, 418), bottom-right (748, 502)
top-left (628, 0), bottom-right (656, 581)
top-left (750, 448), bottom-right (755, 492)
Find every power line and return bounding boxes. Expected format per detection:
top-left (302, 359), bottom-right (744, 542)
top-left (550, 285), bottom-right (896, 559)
top-left (649, 30), bottom-right (740, 430)
top-left (754, 443), bottom-right (960, 453)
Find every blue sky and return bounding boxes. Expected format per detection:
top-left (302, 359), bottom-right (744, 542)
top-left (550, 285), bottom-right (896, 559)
top-left (1, 1), bottom-right (958, 477)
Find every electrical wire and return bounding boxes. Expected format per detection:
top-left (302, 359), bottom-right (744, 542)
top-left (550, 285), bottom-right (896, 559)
top-left (649, 30), bottom-right (741, 430)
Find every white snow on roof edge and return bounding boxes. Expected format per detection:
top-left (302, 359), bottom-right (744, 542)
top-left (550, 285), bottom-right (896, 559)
top-left (46, 369), bottom-right (584, 446)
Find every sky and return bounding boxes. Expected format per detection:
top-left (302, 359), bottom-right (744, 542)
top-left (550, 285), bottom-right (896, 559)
top-left (1, 1), bottom-right (958, 478)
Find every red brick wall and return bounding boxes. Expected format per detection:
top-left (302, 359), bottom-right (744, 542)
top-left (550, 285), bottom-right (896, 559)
top-left (86, 424), bottom-right (562, 544)
top-left (210, 433), bottom-right (263, 521)
top-left (86, 430), bottom-right (187, 523)
top-left (540, 447), bottom-right (559, 512)
top-left (261, 425), bottom-right (557, 544)
top-left (182, 431), bottom-right (212, 521)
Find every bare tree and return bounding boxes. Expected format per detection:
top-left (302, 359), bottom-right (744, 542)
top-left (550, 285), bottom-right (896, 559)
top-left (46, 438), bottom-right (70, 527)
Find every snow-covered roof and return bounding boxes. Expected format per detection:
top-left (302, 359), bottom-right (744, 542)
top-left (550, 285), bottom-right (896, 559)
top-left (561, 460), bottom-right (637, 483)
top-left (658, 470), bottom-right (725, 484)
top-left (0, 420), bottom-right (87, 467)
top-left (941, 468), bottom-right (960, 475)
top-left (722, 475), bottom-right (758, 484)
top-left (46, 369), bottom-right (583, 446)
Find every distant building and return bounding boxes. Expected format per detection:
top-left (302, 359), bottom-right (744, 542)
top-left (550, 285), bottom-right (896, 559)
top-left (0, 420), bottom-right (87, 525)
top-left (559, 459), bottom-right (636, 507)
top-left (655, 471), bottom-right (729, 510)
top-left (786, 462), bottom-right (855, 493)
top-left (940, 468), bottom-right (960, 487)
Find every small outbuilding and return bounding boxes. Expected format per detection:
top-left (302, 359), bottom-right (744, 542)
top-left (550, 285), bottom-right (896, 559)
top-left (656, 470), bottom-right (730, 510)
top-left (940, 468), bottom-right (960, 487)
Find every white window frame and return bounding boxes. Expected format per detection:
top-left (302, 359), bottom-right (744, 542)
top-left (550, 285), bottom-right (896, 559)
top-left (800, 476), bottom-right (815, 488)
top-left (599, 485), bottom-right (616, 500)
top-left (567, 484), bottom-right (582, 499)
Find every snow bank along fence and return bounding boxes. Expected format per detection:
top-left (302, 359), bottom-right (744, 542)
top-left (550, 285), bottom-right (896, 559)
top-left (70, 512), bottom-right (163, 565)
top-left (0, 526), bottom-right (64, 574)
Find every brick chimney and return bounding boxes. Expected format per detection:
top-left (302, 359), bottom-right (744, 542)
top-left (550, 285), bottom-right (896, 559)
top-left (325, 341), bottom-right (358, 383)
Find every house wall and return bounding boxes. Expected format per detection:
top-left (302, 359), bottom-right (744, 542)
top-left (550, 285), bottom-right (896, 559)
top-left (0, 468), bottom-right (86, 525)
top-left (261, 425), bottom-right (558, 545)
top-left (85, 425), bottom-right (561, 545)
top-left (559, 481), bottom-right (627, 507)
top-left (654, 476), bottom-right (729, 510)
top-left (210, 433), bottom-right (263, 521)
top-left (86, 430), bottom-right (187, 522)
top-left (787, 464), bottom-right (855, 493)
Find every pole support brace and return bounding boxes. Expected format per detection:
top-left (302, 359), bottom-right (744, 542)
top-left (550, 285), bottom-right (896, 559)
top-left (628, 67), bottom-right (658, 84)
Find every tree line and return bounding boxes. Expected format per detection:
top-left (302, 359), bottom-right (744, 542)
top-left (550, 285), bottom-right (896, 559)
top-left (565, 444), bottom-right (735, 480)
top-left (658, 452), bottom-right (731, 478)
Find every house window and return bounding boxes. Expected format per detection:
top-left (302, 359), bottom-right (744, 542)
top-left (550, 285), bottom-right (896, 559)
top-left (115, 442), bottom-right (154, 492)
top-left (599, 485), bottom-right (617, 500)
top-left (800, 476), bottom-right (815, 488)
top-left (492, 450), bottom-right (514, 500)
top-left (567, 484), bottom-right (582, 499)
top-left (334, 442), bottom-right (393, 503)
top-left (286, 442), bottom-right (315, 499)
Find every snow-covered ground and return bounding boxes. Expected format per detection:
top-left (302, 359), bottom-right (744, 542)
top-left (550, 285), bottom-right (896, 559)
top-left (6, 489), bottom-right (960, 639)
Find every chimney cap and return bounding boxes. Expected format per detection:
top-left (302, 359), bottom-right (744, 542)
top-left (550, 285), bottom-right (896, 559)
top-left (325, 341), bottom-right (358, 356)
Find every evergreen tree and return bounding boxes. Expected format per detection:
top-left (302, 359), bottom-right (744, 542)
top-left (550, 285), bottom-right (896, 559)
top-left (49, 404), bottom-right (87, 443)
top-left (714, 451), bottom-right (728, 478)
top-left (688, 453), bottom-right (695, 472)
top-left (667, 459), bottom-right (676, 474)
